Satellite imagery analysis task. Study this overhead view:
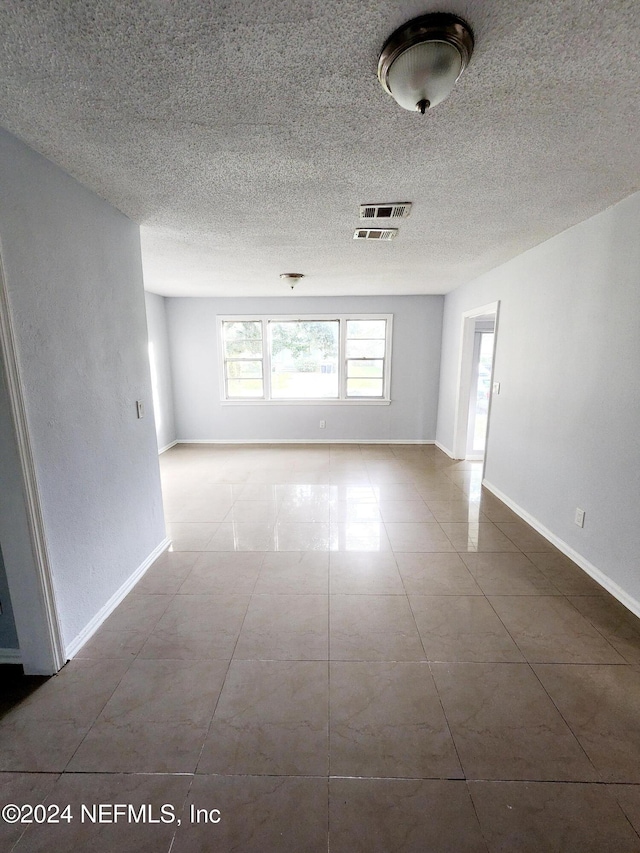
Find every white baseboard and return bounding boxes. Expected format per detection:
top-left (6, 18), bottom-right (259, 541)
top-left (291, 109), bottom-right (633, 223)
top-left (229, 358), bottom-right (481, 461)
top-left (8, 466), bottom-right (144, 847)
top-left (158, 440), bottom-right (178, 454)
top-left (482, 480), bottom-right (640, 620)
top-left (175, 439), bottom-right (436, 446)
top-left (435, 440), bottom-right (455, 458)
top-left (0, 648), bottom-right (22, 664)
top-left (65, 537), bottom-right (171, 659)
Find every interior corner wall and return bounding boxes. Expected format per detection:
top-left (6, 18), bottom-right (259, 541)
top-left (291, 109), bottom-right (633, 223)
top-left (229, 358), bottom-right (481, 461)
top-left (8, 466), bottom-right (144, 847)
top-left (436, 191), bottom-right (640, 608)
top-left (0, 128), bottom-right (166, 654)
top-left (165, 295), bottom-right (443, 443)
top-left (144, 291), bottom-right (177, 452)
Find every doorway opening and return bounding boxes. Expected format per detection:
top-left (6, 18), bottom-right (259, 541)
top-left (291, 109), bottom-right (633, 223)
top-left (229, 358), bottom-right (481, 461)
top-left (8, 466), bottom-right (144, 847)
top-left (466, 318), bottom-right (495, 460)
top-left (452, 302), bottom-right (499, 466)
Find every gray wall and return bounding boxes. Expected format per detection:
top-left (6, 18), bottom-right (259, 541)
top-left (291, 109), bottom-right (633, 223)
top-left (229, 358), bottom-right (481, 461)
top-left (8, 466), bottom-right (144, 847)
top-left (167, 295), bottom-right (443, 442)
top-left (145, 291), bottom-right (177, 452)
top-left (437, 191), bottom-right (640, 609)
top-left (0, 128), bottom-right (166, 653)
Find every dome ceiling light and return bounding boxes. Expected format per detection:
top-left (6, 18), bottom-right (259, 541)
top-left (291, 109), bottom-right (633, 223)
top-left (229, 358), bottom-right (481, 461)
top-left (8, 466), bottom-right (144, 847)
top-left (280, 272), bottom-right (305, 290)
top-left (377, 12), bottom-right (474, 114)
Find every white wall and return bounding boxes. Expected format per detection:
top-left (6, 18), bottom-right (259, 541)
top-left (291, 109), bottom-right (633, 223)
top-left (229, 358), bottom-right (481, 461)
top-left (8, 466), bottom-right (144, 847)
top-left (437, 192), bottom-right (640, 609)
top-left (167, 295), bottom-right (443, 442)
top-left (0, 128), bottom-right (167, 656)
top-left (145, 291), bottom-right (176, 452)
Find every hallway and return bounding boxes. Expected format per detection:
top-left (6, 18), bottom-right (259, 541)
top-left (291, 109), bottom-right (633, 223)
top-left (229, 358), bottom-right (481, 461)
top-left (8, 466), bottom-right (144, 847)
top-left (1, 443), bottom-right (640, 851)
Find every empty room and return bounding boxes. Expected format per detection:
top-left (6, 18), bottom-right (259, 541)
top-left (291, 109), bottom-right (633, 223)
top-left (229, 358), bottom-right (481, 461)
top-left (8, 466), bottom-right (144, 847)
top-left (0, 2), bottom-right (639, 851)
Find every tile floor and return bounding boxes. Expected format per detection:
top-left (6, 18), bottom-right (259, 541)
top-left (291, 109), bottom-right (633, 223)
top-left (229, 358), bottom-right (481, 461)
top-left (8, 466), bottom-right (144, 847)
top-left (2, 443), bottom-right (640, 851)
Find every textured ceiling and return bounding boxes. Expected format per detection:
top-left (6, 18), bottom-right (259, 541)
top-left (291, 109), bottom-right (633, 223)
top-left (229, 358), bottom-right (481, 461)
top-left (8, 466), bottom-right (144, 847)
top-left (1, 1), bottom-right (639, 297)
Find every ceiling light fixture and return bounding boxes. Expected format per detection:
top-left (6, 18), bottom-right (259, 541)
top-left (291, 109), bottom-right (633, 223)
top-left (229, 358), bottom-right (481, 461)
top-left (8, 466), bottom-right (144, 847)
top-left (377, 12), bottom-right (474, 114)
top-left (280, 272), bottom-right (305, 290)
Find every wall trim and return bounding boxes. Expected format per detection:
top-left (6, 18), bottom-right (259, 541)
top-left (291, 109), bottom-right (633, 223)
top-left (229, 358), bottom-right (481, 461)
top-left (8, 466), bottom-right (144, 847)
top-left (175, 439), bottom-right (436, 446)
top-left (435, 440), bottom-right (455, 458)
top-left (0, 247), bottom-right (66, 673)
top-left (0, 648), bottom-right (22, 664)
top-left (65, 537), bottom-right (171, 660)
top-left (159, 440), bottom-right (178, 454)
top-left (482, 479), bottom-right (640, 620)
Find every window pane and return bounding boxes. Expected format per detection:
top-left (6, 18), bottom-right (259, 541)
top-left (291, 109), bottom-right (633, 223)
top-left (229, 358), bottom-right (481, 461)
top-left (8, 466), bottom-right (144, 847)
top-left (346, 339), bottom-right (385, 359)
top-left (224, 338), bottom-right (262, 358)
top-left (347, 378), bottom-right (384, 397)
top-left (223, 321), bottom-right (262, 341)
top-left (227, 379), bottom-right (263, 397)
top-left (270, 320), bottom-right (339, 399)
top-left (222, 321), bottom-right (262, 359)
top-left (346, 320), bottom-right (386, 339)
top-left (226, 360), bottom-right (263, 379)
top-left (347, 359), bottom-right (383, 378)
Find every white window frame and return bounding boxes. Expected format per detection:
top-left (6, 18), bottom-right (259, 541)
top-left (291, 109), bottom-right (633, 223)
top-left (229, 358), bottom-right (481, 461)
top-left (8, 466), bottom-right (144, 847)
top-left (218, 314), bottom-right (393, 404)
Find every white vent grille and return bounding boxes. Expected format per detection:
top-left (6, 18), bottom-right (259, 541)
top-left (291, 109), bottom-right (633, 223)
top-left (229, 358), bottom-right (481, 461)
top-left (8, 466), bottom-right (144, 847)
top-left (359, 203), bottom-right (412, 220)
top-left (353, 228), bottom-right (398, 241)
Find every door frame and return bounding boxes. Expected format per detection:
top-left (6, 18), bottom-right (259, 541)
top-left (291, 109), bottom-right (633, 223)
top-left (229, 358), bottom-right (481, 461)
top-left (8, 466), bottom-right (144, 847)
top-left (452, 301), bottom-right (500, 464)
top-left (0, 248), bottom-right (66, 674)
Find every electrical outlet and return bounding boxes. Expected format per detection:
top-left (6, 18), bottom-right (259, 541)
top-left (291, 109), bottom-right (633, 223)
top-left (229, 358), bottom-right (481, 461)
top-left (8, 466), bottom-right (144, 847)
top-left (574, 507), bottom-right (585, 528)
top-left (319, 420), bottom-right (326, 429)
top-left (136, 400), bottom-right (144, 419)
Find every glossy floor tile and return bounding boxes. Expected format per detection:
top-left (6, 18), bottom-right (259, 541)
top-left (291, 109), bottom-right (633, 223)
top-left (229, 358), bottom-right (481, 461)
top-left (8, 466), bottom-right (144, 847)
top-left (469, 781), bottom-right (640, 853)
top-left (329, 661), bottom-right (463, 779)
top-left (13, 773), bottom-right (192, 853)
top-left (172, 775), bottom-right (328, 853)
top-left (329, 551), bottom-right (404, 594)
top-left (410, 595), bottom-right (524, 662)
top-left (197, 659), bottom-right (328, 775)
top-left (430, 661), bottom-right (597, 781)
top-left (0, 773), bottom-right (59, 850)
top-left (3, 444), bottom-right (640, 851)
top-left (330, 778), bottom-right (487, 852)
top-left (138, 593), bottom-right (250, 659)
top-left (489, 595), bottom-right (625, 663)
top-left (329, 594), bottom-right (425, 661)
top-left (233, 593), bottom-right (329, 660)
top-left (460, 552), bottom-right (560, 595)
top-left (533, 663), bottom-right (640, 782)
top-left (396, 552), bottom-right (483, 595)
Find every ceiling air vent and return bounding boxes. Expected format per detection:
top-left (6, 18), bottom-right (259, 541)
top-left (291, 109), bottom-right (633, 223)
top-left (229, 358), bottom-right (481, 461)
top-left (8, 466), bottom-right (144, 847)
top-left (359, 202), bottom-right (412, 220)
top-left (353, 228), bottom-right (398, 241)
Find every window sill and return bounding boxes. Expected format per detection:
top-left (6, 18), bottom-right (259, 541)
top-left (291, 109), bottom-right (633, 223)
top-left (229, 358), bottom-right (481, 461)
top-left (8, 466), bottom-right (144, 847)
top-left (219, 399), bottom-right (392, 406)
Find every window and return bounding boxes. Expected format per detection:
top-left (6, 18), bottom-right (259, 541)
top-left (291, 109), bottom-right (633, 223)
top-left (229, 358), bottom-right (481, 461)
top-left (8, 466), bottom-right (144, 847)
top-left (345, 319), bottom-right (387, 398)
top-left (270, 320), bottom-right (339, 399)
top-left (222, 320), bottom-right (264, 398)
top-left (219, 315), bottom-right (392, 402)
